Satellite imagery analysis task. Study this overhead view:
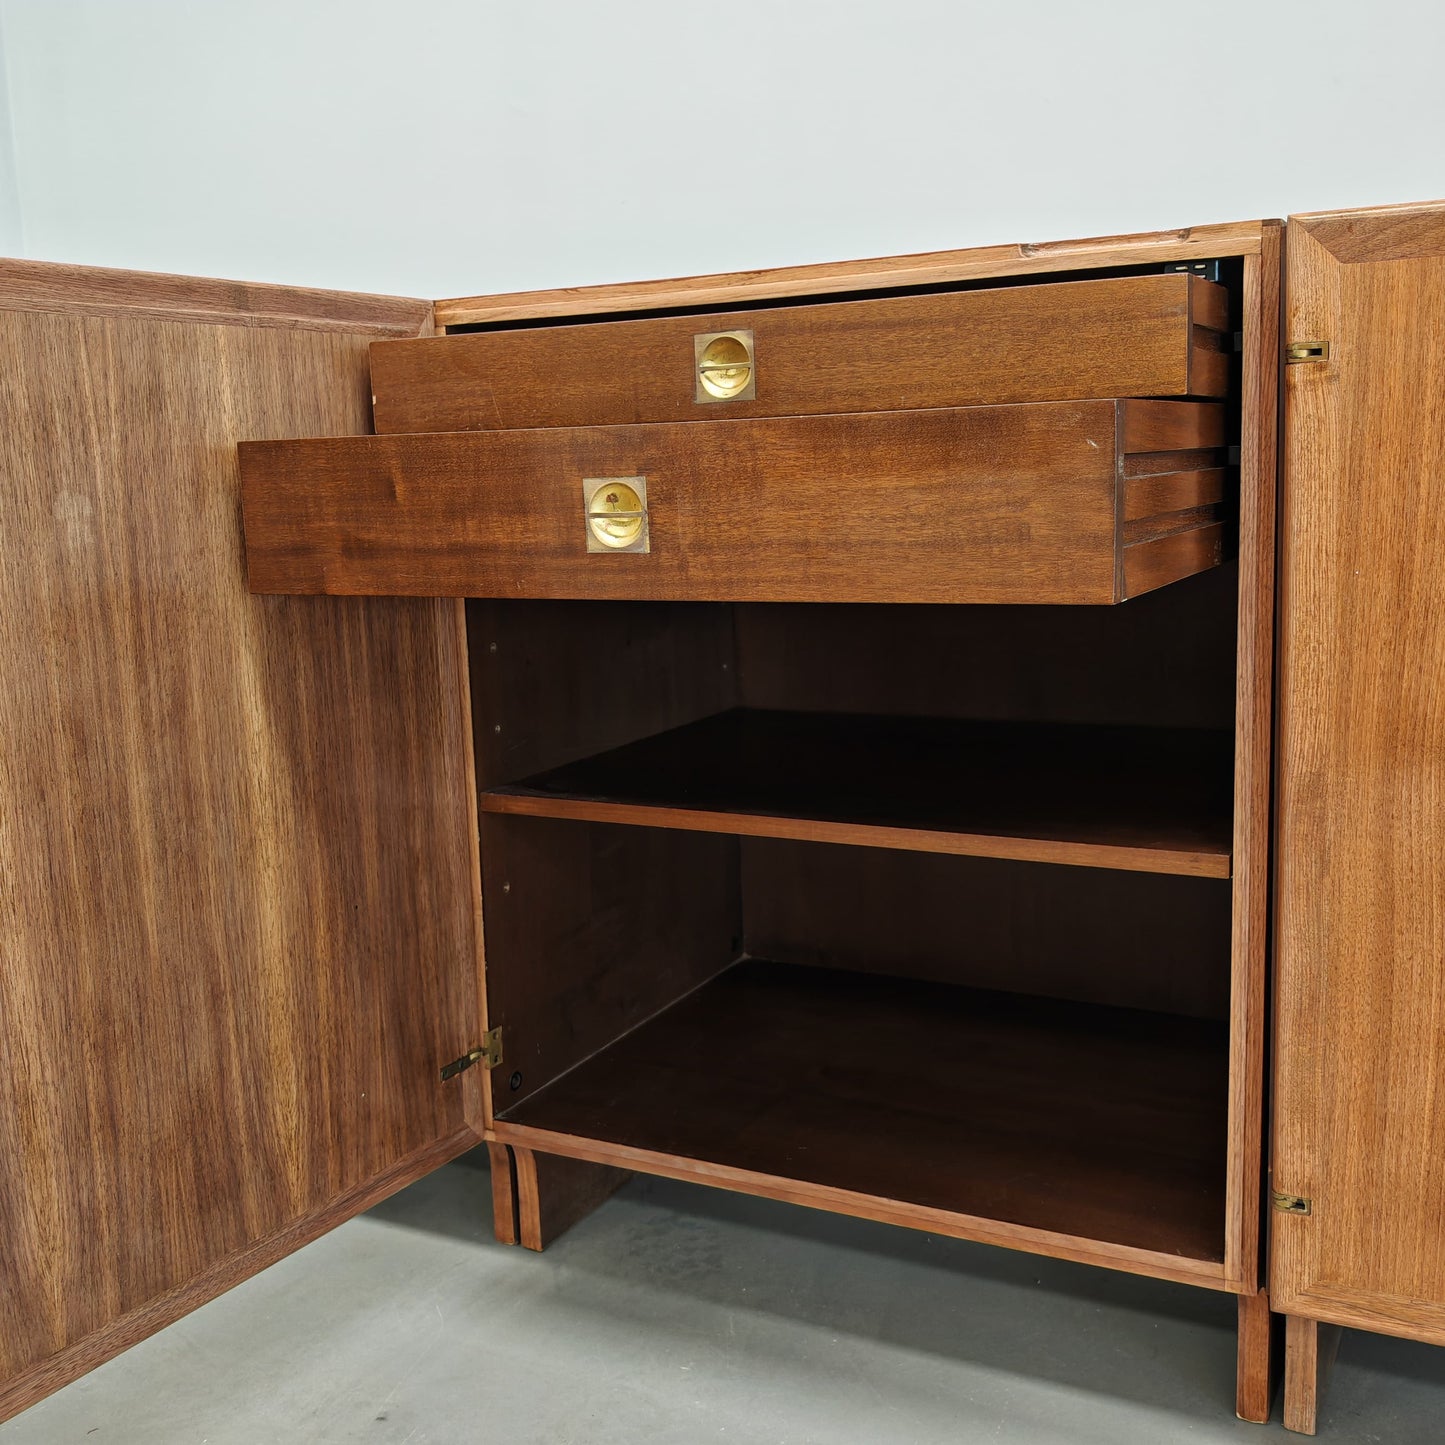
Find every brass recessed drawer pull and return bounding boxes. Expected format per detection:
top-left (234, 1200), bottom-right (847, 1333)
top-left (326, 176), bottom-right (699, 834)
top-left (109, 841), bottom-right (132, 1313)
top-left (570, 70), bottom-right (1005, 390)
top-left (694, 330), bottom-right (755, 402)
top-left (583, 476), bottom-right (649, 553)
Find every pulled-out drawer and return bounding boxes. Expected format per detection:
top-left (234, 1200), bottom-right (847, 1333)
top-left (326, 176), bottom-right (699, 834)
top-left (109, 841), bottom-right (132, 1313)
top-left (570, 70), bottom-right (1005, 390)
top-left (370, 273), bottom-right (1230, 434)
top-left (240, 399), bottom-right (1226, 604)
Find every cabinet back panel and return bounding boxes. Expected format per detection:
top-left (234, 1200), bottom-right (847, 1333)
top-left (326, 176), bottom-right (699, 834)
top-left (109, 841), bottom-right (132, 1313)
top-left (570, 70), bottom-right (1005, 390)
top-left (742, 840), bottom-right (1231, 1020)
top-left (735, 564), bottom-right (1238, 730)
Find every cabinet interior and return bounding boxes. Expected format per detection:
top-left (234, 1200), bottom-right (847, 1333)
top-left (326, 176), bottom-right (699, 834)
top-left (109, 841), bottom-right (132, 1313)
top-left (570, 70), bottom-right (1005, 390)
top-left (471, 563), bottom-right (1239, 1267)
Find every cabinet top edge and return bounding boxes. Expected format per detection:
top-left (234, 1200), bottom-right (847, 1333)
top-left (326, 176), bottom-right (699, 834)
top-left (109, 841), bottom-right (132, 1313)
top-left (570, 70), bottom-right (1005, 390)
top-left (1289, 196), bottom-right (1445, 225)
top-left (434, 219), bottom-right (1273, 328)
top-left (0, 255), bottom-right (435, 337)
top-left (1288, 198), bottom-right (1445, 266)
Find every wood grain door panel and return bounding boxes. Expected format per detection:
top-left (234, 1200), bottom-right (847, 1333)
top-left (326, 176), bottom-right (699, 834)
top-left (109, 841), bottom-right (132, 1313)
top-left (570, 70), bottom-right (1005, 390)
top-left (0, 272), bottom-right (483, 1420)
top-left (1272, 200), bottom-right (1445, 1342)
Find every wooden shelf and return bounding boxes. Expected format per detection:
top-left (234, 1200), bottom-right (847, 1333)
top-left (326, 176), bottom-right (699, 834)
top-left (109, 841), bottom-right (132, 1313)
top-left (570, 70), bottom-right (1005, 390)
top-left (481, 709), bottom-right (1234, 878)
top-left (496, 960), bottom-right (1229, 1275)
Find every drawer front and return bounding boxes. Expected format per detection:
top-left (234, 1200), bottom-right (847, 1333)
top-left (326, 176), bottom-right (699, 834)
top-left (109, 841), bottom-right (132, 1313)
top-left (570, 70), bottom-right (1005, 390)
top-left (241, 400), bottom-right (1224, 604)
top-left (371, 273), bottom-right (1230, 434)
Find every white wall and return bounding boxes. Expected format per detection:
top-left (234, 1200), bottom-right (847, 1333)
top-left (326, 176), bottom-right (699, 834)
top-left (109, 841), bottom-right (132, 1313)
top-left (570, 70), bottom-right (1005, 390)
top-left (1, 0), bottom-right (1442, 300)
top-left (0, 6), bottom-right (22, 254)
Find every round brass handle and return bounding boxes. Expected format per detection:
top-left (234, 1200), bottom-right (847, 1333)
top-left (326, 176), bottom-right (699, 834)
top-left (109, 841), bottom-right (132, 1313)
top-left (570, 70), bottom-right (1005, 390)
top-left (586, 480), bottom-right (646, 549)
top-left (697, 333), bottom-right (753, 400)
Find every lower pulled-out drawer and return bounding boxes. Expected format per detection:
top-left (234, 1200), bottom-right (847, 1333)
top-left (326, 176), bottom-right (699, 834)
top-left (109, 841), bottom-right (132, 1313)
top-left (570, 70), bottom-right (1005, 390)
top-left (239, 398), bottom-right (1227, 604)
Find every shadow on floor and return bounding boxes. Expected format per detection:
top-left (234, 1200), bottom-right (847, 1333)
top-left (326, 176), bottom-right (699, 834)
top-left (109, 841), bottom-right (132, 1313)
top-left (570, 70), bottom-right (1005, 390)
top-left (366, 1147), bottom-right (1245, 1419)
top-left (365, 1147), bottom-right (1445, 1431)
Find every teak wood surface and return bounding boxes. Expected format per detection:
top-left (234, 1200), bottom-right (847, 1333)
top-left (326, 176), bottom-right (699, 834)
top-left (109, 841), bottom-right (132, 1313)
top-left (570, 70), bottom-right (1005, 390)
top-left (1271, 199), bottom-right (1445, 1345)
top-left (0, 264), bottom-right (479, 1422)
top-left (741, 840), bottom-right (1233, 1022)
top-left (1224, 220), bottom-right (1280, 1303)
top-left (732, 576), bottom-right (1239, 733)
top-left (1235, 1290), bottom-right (1276, 1424)
top-left (486, 1143), bottom-right (519, 1246)
top-left (510, 1148), bottom-right (631, 1252)
top-left (1, 216), bottom-right (1292, 1422)
top-left (495, 960), bottom-right (1231, 1286)
top-left (373, 273), bottom-right (1228, 433)
top-left (434, 220), bottom-right (1267, 326)
top-left (478, 816), bottom-right (740, 1117)
top-left (432, 221), bottom-right (1272, 1310)
top-left (1282, 1315), bottom-right (1343, 1435)
top-left (463, 586), bottom-right (1248, 1307)
top-left (240, 399), bottom-right (1224, 604)
top-left (0, 255), bottom-right (433, 336)
top-left (482, 708), bottom-right (1235, 878)
top-left (465, 599), bottom-right (738, 789)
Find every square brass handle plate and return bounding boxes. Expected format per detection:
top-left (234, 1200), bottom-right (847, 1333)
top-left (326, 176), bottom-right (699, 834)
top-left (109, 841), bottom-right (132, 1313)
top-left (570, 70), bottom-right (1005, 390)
top-left (583, 476), bottom-right (649, 553)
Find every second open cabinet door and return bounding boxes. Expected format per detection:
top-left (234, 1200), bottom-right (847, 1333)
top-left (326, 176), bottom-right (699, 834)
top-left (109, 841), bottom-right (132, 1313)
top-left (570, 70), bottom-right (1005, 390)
top-left (0, 266), bottom-right (487, 1422)
top-left (1272, 199), bottom-right (1445, 1345)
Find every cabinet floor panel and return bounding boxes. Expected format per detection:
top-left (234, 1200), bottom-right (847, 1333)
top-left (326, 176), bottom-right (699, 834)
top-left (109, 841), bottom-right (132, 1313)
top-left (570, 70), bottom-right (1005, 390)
top-left (497, 959), bottom-right (1228, 1266)
top-left (482, 708), bottom-right (1233, 877)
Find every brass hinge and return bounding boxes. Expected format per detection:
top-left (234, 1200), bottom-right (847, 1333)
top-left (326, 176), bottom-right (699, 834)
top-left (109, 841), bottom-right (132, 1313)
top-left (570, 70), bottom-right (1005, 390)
top-left (1272, 1190), bottom-right (1313, 1216)
top-left (1285, 340), bottom-right (1330, 365)
top-left (440, 1028), bottom-right (503, 1081)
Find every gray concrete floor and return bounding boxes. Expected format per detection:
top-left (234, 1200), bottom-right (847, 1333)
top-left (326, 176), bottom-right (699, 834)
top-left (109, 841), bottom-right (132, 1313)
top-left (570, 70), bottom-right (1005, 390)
top-left (5, 1151), bottom-right (1443, 1443)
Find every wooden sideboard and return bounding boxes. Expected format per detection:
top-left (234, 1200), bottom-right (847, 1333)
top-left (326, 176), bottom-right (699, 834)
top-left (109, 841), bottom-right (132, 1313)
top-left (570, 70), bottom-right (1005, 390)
top-left (1, 201), bottom-right (1442, 1436)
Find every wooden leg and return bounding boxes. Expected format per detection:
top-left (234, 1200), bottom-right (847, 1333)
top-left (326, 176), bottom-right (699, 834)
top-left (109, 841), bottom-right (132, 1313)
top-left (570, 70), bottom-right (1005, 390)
top-left (1283, 1315), bottom-right (1343, 1435)
top-left (486, 1142), bottom-right (519, 1246)
top-left (1236, 1289), bottom-right (1275, 1422)
top-left (513, 1146), bottom-right (631, 1251)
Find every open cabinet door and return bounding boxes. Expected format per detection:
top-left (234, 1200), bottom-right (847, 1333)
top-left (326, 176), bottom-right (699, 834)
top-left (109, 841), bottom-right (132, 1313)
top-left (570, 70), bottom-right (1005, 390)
top-left (1273, 200), bottom-right (1445, 1343)
top-left (0, 264), bottom-right (486, 1421)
